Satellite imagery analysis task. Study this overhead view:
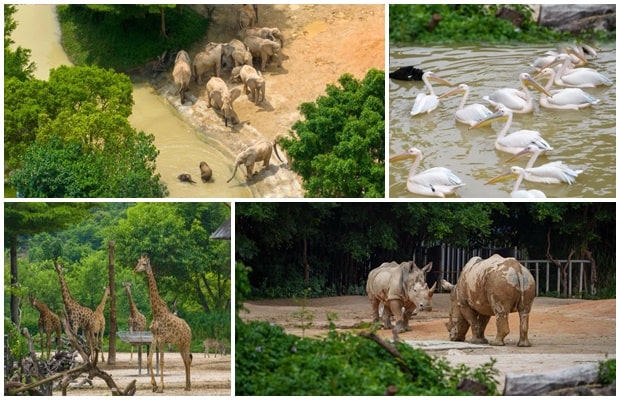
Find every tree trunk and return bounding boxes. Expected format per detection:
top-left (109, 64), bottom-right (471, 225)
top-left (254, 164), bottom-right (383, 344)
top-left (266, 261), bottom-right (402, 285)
top-left (583, 249), bottom-right (597, 296)
top-left (160, 7), bottom-right (167, 38)
top-left (302, 237), bottom-right (310, 284)
top-left (107, 241), bottom-right (116, 365)
top-left (10, 238), bottom-right (19, 326)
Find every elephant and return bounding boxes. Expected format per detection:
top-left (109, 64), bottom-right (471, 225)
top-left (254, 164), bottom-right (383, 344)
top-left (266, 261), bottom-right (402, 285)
top-left (273, 134), bottom-right (291, 168)
top-left (222, 39), bottom-right (252, 69)
top-left (193, 43), bottom-right (223, 84)
top-left (242, 27), bottom-right (284, 48)
top-left (230, 66), bottom-right (243, 83)
top-left (172, 50), bottom-right (192, 103)
top-left (178, 173), bottom-right (197, 184)
top-left (200, 161), bottom-right (213, 183)
top-left (227, 139), bottom-right (275, 183)
top-left (243, 35), bottom-right (281, 70)
top-left (239, 65), bottom-right (265, 103)
top-left (206, 77), bottom-right (242, 127)
top-left (238, 4), bottom-right (257, 29)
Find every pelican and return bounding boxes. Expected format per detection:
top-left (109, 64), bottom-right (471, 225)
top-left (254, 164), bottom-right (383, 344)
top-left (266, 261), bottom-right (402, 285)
top-left (535, 68), bottom-right (600, 110)
top-left (484, 73), bottom-right (552, 113)
top-left (468, 105), bottom-right (553, 155)
top-left (531, 45), bottom-right (586, 70)
top-left (549, 54), bottom-right (612, 88)
top-left (438, 83), bottom-right (494, 127)
top-left (390, 147), bottom-right (465, 197)
top-left (410, 71), bottom-right (452, 116)
top-left (507, 144), bottom-right (583, 184)
top-left (486, 167), bottom-right (547, 198)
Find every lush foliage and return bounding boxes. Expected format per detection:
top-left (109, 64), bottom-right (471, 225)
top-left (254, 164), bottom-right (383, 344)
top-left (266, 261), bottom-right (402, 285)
top-left (4, 5), bottom-right (36, 81)
top-left (235, 265), bottom-right (499, 395)
top-left (5, 65), bottom-right (167, 197)
top-left (598, 358), bottom-right (616, 385)
top-left (4, 203), bottom-right (231, 353)
top-left (281, 69), bottom-right (385, 198)
top-left (57, 5), bottom-right (209, 70)
top-left (236, 203), bottom-right (615, 299)
top-left (389, 5), bottom-right (614, 44)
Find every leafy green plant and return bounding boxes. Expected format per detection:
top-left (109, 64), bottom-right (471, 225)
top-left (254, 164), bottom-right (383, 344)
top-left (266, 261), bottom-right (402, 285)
top-left (291, 288), bottom-right (314, 338)
top-left (598, 358), bottom-right (616, 385)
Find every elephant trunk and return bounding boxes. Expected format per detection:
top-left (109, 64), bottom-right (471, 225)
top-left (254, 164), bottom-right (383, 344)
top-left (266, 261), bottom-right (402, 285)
top-left (227, 162), bottom-right (240, 183)
top-left (273, 141), bottom-right (284, 163)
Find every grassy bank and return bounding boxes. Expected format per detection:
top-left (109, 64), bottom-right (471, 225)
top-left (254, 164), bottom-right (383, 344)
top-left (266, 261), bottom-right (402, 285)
top-left (57, 5), bottom-right (209, 71)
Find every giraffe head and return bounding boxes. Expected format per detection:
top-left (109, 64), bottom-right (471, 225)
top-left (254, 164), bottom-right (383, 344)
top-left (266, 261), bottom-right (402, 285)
top-left (134, 254), bottom-right (150, 273)
top-left (29, 295), bottom-right (38, 307)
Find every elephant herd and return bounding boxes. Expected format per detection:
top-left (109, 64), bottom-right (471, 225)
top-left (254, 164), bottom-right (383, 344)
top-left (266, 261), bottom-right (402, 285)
top-left (172, 5), bottom-right (287, 185)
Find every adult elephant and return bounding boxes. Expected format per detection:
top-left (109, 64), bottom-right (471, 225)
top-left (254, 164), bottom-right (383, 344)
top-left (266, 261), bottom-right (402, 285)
top-left (243, 36), bottom-right (281, 70)
top-left (172, 50), bottom-right (192, 103)
top-left (227, 139), bottom-right (275, 183)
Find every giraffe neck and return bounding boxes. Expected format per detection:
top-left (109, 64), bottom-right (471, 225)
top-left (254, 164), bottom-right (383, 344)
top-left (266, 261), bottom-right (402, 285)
top-left (57, 270), bottom-right (81, 311)
top-left (145, 263), bottom-right (170, 317)
top-left (34, 301), bottom-right (51, 316)
top-left (126, 287), bottom-right (141, 316)
top-left (95, 290), bottom-right (109, 314)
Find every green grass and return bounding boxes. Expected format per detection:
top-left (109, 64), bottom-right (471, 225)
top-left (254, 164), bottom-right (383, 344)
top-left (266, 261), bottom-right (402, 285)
top-left (57, 5), bottom-right (209, 71)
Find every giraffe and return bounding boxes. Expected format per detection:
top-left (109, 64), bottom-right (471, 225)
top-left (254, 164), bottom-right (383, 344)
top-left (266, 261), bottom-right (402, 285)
top-left (123, 281), bottom-right (147, 362)
top-left (29, 295), bottom-right (62, 359)
top-left (90, 286), bottom-right (110, 362)
top-left (134, 255), bottom-right (192, 392)
top-left (53, 262), bottom-right (96, 362)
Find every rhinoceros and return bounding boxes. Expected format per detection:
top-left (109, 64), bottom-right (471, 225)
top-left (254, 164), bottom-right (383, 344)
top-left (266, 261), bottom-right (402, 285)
top-left (441, 254), bottom-right (536, 347)
top-left (366, 261), bottom-right (436, 333)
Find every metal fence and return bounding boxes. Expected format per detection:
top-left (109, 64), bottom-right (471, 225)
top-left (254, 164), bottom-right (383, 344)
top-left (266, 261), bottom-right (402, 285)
top-left (419, 243), bottom-right (591, 298)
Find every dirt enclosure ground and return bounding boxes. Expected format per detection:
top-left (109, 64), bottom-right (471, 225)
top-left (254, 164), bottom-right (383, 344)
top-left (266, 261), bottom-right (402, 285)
top-left (243, 294), bottom-right (616, 392)
top-left (60, 352), bottom-right (230, 396)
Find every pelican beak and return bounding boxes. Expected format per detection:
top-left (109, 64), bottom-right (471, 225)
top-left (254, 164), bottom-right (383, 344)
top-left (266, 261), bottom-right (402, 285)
top-left (389, 152), bottom-right (413, 162)
top-left (523, 75), bottom-right (552, 97)
top-left (468, 109), bottom-right (506, 130)
top-left (506, 147), bottom-right (535, 163)
top-left (438, 85), bottom-right (463, 99)
top-left (486, 170), bottom-right (517, 185)
top-left (428, 74), bottom-right (453, 87)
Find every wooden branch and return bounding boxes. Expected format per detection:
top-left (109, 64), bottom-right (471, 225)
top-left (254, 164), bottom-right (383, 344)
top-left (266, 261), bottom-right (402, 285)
top-left (359, 332), bottom-right (415, 379)
top-left (8, 365), bottom-right (87, 395)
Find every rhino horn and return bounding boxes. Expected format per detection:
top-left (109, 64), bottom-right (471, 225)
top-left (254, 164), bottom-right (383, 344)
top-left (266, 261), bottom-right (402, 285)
top-left (440, 279), bottom-right (454, 292)
top-left (429, 281), bottom-right (437, 295)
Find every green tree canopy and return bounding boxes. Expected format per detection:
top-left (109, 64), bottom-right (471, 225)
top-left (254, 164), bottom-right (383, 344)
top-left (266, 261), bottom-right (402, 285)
top-left (5, 65), bottom-right (167, 197)
top-left (281, 69), bottom-right (385, 198)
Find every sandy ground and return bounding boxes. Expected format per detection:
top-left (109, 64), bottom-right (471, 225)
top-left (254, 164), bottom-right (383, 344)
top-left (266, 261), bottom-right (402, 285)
top-left (242, 294), bottom-right (616, 392)
top-left (57, 351), bottom-right (230, 396)
top-left (147, 4), bottom-right (385, 197)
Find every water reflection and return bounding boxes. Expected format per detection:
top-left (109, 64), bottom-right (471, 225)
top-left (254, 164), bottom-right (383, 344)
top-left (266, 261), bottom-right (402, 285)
top-left (389, 44), bottom-right (616, 198)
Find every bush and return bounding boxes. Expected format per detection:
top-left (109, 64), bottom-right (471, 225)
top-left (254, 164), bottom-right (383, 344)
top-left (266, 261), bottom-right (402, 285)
top-left (236, 320), bottom-right (499, 395)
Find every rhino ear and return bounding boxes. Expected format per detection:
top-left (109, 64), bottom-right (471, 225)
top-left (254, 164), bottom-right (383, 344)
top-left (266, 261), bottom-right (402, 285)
top-left (421, 262), bottom-right (433, 273)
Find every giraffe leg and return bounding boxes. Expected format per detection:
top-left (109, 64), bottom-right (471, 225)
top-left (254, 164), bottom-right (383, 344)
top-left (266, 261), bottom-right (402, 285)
top-left (158, 348), bottom-right (165, 393)
top-left (183, 350), bottom-right (192, 391)
top-left (46, 332), bottom-right (52, 360)
top-left (147, 342), bottom-right (158, 392)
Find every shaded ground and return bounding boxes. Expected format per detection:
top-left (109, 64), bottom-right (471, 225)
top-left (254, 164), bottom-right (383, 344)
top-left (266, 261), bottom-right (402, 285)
top-left (59, 352), bottom-right (230, 396)
top-left (242, 294), bottom-right (616, 392)
top-left (146, 4), bottom-right (384, 197)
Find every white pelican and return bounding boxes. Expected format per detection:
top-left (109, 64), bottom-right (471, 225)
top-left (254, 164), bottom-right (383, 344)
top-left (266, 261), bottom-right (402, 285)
top-left (410, 71), bottom-right (452, 116)
top-left (468, 105), bottom-right (553, 155)
top-left (484, 73), bottom-right (552, 113)
top-left (438, 83), bottom-right (494, 127)
top-left (550, 54), bottom-right (612, 88)
top-left (486, 167), bottom-right (547, 198)
top-left (531, 45), bottom-right (586, 70)
top-left (390, 147), bottom-right (464, 197)
top-left (506, 144), bottom-right (583, 184)
top-left (535, 68), bottom-right (600, 110)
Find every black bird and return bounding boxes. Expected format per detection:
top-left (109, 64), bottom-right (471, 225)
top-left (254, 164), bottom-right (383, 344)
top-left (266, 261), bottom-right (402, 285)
top-left (389, 66), bottom-right (424, 81)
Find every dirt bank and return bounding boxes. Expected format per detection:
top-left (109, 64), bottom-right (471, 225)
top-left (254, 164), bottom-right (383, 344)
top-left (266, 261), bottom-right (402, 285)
top-left (242, 295), bottom-right (616, 392)
top-left (145, 4), bottom-right (385, 197)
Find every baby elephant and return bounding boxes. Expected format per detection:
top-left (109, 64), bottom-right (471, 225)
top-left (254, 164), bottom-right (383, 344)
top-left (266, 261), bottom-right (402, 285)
top-left (200, 161), bottom-right (213, 183)
top-left (227, 139), bottom-right (275, 183)
top-left (178, 173), bottom-right (197, 184)
top-left (206, 77), bottom-right (242, 127)
top-left (239, 65), bottom-right (265, 103)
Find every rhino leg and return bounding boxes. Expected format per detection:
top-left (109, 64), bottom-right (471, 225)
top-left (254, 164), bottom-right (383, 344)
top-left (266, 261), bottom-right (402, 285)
top-left (369, 297), bottom-right (381, 324)
top-left (490, 296), bottom-right (510, 346)
top-left (382, 304), bottom-right (394, 329)
top-left (459, 303), bottom-right (488, 344)
top-left (517, 311), bottom-right (532, 347)
top-left (473, 314), bottom-right (491, 344)
top-left (388, 300), bottom-right (407, 332)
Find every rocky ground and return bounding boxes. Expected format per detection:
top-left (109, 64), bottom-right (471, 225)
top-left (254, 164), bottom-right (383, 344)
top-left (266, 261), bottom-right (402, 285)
top-left (146, 4), bottom-right (385, 197)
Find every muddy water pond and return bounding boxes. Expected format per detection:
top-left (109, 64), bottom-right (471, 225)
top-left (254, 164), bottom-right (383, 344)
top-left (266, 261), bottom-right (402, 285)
top-left (12, 5), bottom-right (251, 198)
top-left (389, 44), bottom-right (616, 198)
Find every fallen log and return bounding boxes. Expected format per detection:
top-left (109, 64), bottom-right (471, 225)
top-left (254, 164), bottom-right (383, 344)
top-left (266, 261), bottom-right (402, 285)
top-left (503, 363), bottom-right (600, 395)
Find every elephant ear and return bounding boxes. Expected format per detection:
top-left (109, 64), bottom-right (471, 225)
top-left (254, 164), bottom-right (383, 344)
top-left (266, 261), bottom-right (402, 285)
top-left (230, 87), bottom-right (242, 102)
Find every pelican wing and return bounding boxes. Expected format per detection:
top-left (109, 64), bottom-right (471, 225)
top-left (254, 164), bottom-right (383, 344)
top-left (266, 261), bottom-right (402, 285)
top-left (411, 93), bottom-right (439, 116)
top-left (526, 161), bottom-right (583, 184)
top-left (487, 88), bottom-right (527, 111)
top-left (456, 104), bottom-right (494, 126)
top-left (498, 130), bottom-right (552, 154)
